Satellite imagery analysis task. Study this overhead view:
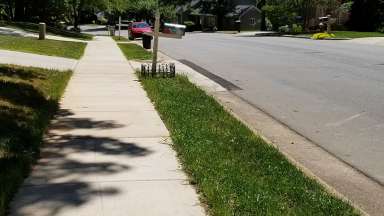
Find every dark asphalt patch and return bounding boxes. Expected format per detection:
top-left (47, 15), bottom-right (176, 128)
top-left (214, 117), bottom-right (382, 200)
top-left (178, 59), bottom-right (242, 91)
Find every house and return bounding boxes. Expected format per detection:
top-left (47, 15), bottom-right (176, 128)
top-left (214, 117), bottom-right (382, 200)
top-left (176, 0), bottom-right (217, 31)
top-left (223, 5), bottom-right (262, 31)
top-left (176, 0), bottom-right (262, 31)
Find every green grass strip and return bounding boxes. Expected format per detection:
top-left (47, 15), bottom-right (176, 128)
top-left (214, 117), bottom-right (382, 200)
top-left (333, 31), bottom-right (384, 38)
top-left (0, 35), bottom-right (86, 59)
top-left (140, 75), bottom-right (358, 216)
top-left (112, 36), bottom-right (130, 42)
top-left (118, 43), bottom-right (152, 60)
top-left (0, 64), bottom-right (72, 215)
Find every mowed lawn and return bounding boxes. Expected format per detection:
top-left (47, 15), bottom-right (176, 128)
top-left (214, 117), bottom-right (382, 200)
top-left (333, 31), bottom-right (384, 38)
top-left (0, 65), bottom-right (72, 215)
top-left (0, 35), bottom-right (86, 59)
top-left (140, 75), bottom-right (359, 215)
top-left (117, 43), bottom-right (152, 60)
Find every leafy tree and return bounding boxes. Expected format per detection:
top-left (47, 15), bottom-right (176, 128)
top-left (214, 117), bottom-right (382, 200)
top-left (349, 0), bottom-right (384, 31)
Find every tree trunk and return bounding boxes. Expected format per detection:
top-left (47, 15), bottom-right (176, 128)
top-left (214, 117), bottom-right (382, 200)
top-left (258, 0), bottom-right (266, 30)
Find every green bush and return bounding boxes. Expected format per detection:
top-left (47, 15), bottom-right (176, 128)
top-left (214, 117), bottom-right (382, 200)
top-left (291, 24), bottom-right (303, 34)
top-left (311, 32), bottom-right (336, 40)
top-left (278, 25), bottom-right (290, 33)
top-left (263, 4), bottom-right (297, 31)
top-left (377, 25), bottom-right (384, 33)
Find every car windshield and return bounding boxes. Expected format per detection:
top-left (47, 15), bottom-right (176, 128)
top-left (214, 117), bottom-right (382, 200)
top-left (133, 23), bottom-right (149, 28)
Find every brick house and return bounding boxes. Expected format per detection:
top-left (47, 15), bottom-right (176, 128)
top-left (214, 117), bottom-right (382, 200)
top-left (176, 0), bottom-right (262, 31)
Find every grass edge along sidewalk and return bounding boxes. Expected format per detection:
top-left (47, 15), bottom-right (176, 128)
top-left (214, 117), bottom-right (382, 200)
top-left (0, 35), bottom-right (87, 59)
top-left (138, 75), bottom-right (359, 216)
top-left (117, 43), bottom-right (152, 60)
top-left (0, 64), bottom-right (72, 215)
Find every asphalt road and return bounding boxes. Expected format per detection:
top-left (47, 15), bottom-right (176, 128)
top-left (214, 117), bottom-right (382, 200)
top-left (158, 33), bottom-right (384, 185)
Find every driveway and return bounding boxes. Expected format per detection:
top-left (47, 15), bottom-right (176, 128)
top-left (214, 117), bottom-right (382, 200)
top-left (159, 33), bottom-right (384, 185)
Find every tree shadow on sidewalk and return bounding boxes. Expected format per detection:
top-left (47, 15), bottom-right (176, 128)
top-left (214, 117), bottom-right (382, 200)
top-left (10, 109), bottom-right (154, 216)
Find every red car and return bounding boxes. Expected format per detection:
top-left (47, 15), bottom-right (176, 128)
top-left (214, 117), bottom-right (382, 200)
top-left (128, 22), bottom-right (152, 40)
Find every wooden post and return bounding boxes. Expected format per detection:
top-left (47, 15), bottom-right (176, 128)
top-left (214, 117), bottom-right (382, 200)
top-left (151, 9), bottom-right (160, 73)
top-left (39, 23), bottom-right (46, 40)
top-left (118, 16), bottom-right (121, 40)
top-left (326, 15), bottom-right (332, 34)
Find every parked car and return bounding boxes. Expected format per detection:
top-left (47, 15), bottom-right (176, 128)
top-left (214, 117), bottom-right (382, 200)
top-left (128, 22), bottom-right (152, 40)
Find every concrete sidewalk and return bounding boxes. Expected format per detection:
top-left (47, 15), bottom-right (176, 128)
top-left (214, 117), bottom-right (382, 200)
top-left (0, 50), bottom-right (78, 71)
top-left (10, 37), bottom-right (205, 216)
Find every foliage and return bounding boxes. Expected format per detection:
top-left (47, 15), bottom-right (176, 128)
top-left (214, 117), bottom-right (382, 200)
top-left (278, 25), bottom-right (290, 33)
top-left (291, 23), bottom-right (303, 33)
top-left (263, 0), bottom-right (343, 31)
top-left (263, 3), bottom-right (297, 31)
top-left (311, 32), bottom-right (335, 39)
top-left (0, 65), bottom-right (71, 215)
top-left (124, 0), bottom-right (177, 21)
top-left (349, 0), bottom-right (384, 32)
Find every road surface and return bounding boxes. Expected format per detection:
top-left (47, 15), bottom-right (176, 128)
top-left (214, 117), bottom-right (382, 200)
top-left (159, 33), bottom-right (384, 185)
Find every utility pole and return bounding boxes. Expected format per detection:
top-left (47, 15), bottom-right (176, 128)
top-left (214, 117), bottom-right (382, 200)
top-left (151, 7), bottom-right (160, 73)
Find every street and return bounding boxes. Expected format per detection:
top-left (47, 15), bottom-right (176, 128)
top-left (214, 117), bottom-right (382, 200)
top-left (159, 33), bottom-right (384, 185)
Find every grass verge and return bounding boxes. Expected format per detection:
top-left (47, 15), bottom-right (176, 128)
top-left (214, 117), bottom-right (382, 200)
top-left (117, 43), bottom-right (152, 60)
top-left (112, 36), bottom-right (130, 42)
top-left (0, 21), bottom-right (93, 41)
top-left (332, 31), bottom-right (384, 38)
top-left (139, 75), bottom-right (358, 215)
top-left (0, 64), bottom-right (72, 215)
top-left (0, 35), bottom-right (86, 59)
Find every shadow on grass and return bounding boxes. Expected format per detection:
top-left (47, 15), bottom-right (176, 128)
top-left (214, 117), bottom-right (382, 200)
top-left (0, 65), bottom-right (46, 81)
top-left (0, 80), bottom-right (47, 108)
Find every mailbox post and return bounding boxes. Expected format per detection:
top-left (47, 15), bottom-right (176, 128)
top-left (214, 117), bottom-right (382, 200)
top-left (326, 15), bottom-right (332, 34)
top-left (151, 9), bottom-right (161, 74)
top-left (39, 23), bottom-right (46, 40)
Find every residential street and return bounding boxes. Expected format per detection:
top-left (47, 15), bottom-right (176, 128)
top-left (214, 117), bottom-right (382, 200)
top-left (159, 33), bottom-right (384, 185)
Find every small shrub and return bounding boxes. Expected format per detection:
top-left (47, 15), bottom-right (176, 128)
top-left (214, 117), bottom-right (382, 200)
top-left (291, 24), bottom-right (303, 34)
top-left (377, 26), bottom-right (384, 33)
top-left (278, 25), bottom-right (290, 33)
top-left (311, 32), bottom-right (336, 40)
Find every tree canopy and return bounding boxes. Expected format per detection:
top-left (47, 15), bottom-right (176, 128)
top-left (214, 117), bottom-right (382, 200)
top-left (0, 0), bottom-right (179, 28)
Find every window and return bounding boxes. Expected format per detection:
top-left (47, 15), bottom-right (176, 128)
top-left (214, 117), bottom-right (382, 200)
top-left (249, 18), bottom-right (256, 25)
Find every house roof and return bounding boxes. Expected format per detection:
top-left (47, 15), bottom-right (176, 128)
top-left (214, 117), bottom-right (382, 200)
top-left (176, 0), bottom-right (202, 14)
top-left (225, 5), bottom-right (260, 18)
